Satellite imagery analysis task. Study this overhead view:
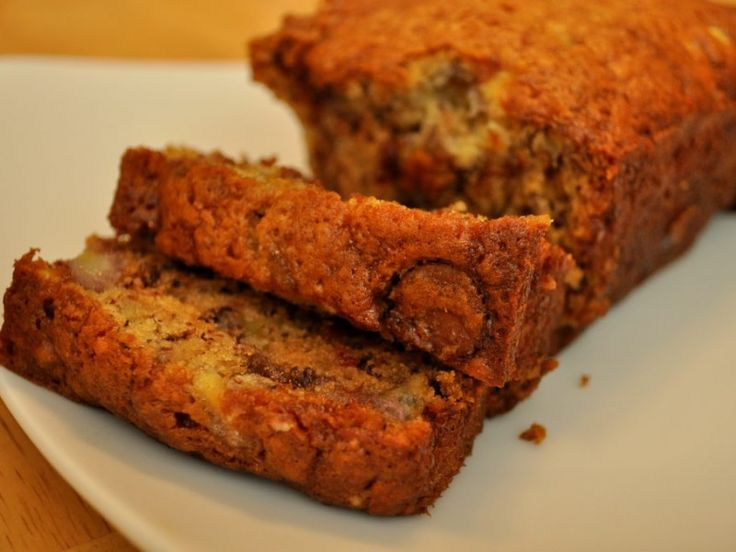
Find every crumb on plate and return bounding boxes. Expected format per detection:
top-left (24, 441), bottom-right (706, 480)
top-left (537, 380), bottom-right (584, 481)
top-left (519, 422), bottom-right (546, 445)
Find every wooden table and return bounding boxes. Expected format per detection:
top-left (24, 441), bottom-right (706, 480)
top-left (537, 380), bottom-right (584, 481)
top-left (0, 2), bottom-right (316, 550)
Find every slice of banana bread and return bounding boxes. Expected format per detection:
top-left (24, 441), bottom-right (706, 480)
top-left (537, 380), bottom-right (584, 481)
top-left (0, 237), bottom-right (492, 515)
top-left (250, 0), bottom-right (736, 336)
top-left (109, 147), bottom-right (573, 387)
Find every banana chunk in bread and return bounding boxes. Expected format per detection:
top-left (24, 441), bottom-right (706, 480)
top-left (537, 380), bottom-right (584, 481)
top-left (109, 147), bottom-right (572, 387)
top-left (250, 0), bottom-right (736, 336)
top-left (0, 237), bottom-right (489, 515)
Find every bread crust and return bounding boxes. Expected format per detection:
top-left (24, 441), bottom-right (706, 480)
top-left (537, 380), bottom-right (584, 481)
top-left (251, 0), bottom-right (736, 158)
top-left (0, 240), bottom-right (490, 515)
top-left (109, 147), bottom-right (572, 387)
top-left (251, 0), bottom-right (736, 331)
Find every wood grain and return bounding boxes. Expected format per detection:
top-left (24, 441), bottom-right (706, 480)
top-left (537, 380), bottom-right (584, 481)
top-left (0, 0), bottom-right (318, 59)
top-left (0, 2), bottom-right (318, 550)
top-left (0, 400), bottom-right (137, 551)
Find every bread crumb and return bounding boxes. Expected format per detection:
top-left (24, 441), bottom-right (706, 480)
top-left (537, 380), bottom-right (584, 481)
top-left (519, 423), bottom-right (546, 445)
top-left (447, 200), bottom-right (468, 213)
top-left (579, 373), bottom-right (590, 388)
top-left (540, 274), bottom-right (557, 291)
top-left (708, 25), bottom-right (731, 46)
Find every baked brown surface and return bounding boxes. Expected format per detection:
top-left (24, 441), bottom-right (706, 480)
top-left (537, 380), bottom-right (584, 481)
top-left (251, 0), bottom-right (736, 333)
top-left (0, 237), bottom-right (491, 515)
top-left (109, 147), bottom-right (572, 387)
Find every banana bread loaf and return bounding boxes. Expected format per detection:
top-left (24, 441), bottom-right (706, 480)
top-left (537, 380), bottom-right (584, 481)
top-left (0, 237), bottom-right (490, 515)
top-left (109, 147), bottom-right (572, 387)
top-left (251, 0), bottom-right (736, 334)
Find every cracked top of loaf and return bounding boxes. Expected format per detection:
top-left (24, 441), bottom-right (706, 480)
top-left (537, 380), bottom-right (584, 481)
top-left (251, 0), bottom-right (736, 158)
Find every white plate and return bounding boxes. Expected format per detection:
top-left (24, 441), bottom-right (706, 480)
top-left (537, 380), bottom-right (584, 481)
top-left (1, 57), bottom-right (735, 552)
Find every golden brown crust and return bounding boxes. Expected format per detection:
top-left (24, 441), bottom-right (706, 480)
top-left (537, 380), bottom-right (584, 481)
top-left (0, 240), bottom-right (489, 515)
top-left (251, 0), bottom-right (736, 158)
top-left (251, 0), bottom-right (736, 333)
top-left (109, 147), bottom-right (572, 387)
